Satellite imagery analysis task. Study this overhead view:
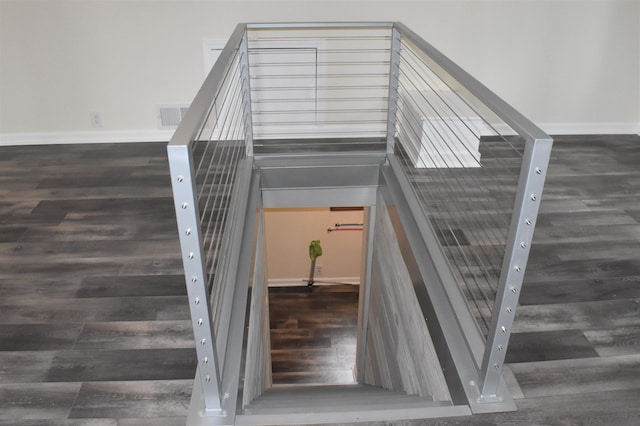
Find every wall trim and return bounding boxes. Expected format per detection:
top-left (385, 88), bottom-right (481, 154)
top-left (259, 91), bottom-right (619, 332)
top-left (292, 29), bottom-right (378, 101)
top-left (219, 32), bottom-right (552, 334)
top-left (0, 129), bottom-right (175, 146)
top-left (268, 277), bottom-right (360, 287)
top-left (2, 123), bottom-right (638, 146)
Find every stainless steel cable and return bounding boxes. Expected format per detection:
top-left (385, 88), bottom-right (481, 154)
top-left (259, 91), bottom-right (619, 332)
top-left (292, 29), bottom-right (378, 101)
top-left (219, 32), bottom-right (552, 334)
top-left (393, 41), bottom-right (526, 333)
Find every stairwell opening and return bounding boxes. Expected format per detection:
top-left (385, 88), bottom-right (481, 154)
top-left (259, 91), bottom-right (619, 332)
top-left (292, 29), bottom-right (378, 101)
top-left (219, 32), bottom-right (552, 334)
top-left (263, 207), bottom-right (365, 385)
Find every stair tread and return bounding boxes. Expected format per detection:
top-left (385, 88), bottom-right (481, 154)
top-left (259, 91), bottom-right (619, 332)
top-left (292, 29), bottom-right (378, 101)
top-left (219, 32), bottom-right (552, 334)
top-left (244, 384), bottom-right (439, 413)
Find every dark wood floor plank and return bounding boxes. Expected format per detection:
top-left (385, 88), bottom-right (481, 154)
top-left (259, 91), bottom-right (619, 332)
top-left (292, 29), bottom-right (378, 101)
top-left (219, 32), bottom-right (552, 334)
top-left (117, 418), bottom-right (187, 426)
top-left (0, 420), bottom-right (116, 426)
top-left (0, 324), bottom-right (83, 351)
top-left (0, 296), bottom-right (189, 324)
top-left (510, 354), bottom-right (640, 398)
top-left (77, 275), bottom-right (186, 298)
top-left (73, 320), bottom-right (194, 350)
top-left (584, 326), bottom-right (640, 357)
top-left (68, 380), bottom-right (192, 419)
top-left (0, 383), bottom-right (82, 421)
top-left (513, 298), bottom-right (640, 332)
top-left (520, 275), bottom-right (640, 305)
top-left (44, 348), bottom-right (196, 382)
top-left (505, 330), bottom-right (599, 363)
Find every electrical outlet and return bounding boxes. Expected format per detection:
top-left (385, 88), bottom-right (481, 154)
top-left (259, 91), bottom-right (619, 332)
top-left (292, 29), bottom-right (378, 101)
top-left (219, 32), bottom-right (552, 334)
top-left (315, 264), bottom-right (323, 276)
top-left (90, 112), bottom-right (102, 128)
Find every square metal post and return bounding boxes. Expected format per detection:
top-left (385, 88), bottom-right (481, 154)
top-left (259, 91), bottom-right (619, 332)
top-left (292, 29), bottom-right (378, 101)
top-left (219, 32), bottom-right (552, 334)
top-left (386, 26), bottom-right (401, 154)
top-left (167, 144), bottom-right (223, 413)
top-left (239, 32), bottom-right (254, 157)
top-left (478, 137), bottom-right (553, 399)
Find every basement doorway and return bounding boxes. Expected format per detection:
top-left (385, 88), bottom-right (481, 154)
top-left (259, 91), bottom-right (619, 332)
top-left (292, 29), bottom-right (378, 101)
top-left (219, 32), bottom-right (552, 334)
top-left (264, 207), bottom-right (365, 385)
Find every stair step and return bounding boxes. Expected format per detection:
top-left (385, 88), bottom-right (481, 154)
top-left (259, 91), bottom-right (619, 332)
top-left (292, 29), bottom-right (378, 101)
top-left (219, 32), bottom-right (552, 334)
top-left (238, 384), bottom-right (465, 425)
top-left (244, 384), bottom-right (436, 412)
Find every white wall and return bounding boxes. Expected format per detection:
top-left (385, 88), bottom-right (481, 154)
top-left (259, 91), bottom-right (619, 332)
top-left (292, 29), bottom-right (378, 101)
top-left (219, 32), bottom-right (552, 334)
top-left (264, 208), bottom-right (363, 283)
top-left (1, 0), bottom-right (638, 142)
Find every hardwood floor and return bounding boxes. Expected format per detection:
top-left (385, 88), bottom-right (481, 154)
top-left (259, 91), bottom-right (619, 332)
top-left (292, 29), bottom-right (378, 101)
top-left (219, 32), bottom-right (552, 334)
top-left (0, 135), bottom-right (639, 425)
top-left (269, 285), bottom-right (359, 385)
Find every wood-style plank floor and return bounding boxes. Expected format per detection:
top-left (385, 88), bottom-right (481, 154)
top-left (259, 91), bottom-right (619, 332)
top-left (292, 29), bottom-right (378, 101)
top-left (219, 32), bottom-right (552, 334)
top-left (269, 285), bottom-right (359, 386)
top-left (1, 135), bottom-right (640, 425)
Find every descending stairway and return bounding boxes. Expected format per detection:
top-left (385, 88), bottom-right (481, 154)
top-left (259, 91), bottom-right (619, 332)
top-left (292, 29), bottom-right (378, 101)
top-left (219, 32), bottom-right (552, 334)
top-left (238, 384), bottom-right (457, 425)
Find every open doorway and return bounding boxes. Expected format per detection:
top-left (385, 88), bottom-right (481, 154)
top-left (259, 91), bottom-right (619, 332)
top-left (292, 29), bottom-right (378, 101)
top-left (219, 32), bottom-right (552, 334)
top-left (264, 207), bottom-right (364, 385)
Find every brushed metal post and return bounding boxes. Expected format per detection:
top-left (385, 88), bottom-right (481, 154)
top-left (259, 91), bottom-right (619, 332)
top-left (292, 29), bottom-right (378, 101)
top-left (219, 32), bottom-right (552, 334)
top-left (478, 137), bottom-right (553, 399)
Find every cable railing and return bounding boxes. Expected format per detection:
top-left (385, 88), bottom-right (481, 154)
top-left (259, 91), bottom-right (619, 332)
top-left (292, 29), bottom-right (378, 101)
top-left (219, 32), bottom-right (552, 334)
top-left (166, 22), bottom-right (552, 419)
top-left (394, 35), bottom-right (525, 335)
top-left (390, 22), bottom-right (552, 398)
top-left (247, 24), bottom-right (391, 153)
top-left (167, 24), bottom-right (252, 412)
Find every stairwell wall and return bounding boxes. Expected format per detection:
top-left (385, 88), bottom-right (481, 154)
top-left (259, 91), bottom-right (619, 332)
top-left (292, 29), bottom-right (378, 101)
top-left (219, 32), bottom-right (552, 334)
top-left (363, 190), bottom-right (450, 401)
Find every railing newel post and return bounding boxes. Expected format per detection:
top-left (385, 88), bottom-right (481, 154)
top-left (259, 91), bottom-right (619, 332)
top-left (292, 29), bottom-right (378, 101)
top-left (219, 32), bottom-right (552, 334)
top-left (386, 25), bottom-right (402, 154)
top-left (239, 28), bottom-right (254, 157)
top-left (478, 137), bottom-right (553, 399)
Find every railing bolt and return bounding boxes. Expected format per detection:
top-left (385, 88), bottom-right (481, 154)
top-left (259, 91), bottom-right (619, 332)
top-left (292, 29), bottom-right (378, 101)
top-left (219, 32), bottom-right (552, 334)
top-left (200, 339), bottom-right (206, 345)
top-left (520, 242), bottom-right (527, 248)
top-left (185, 228), bottom-right (191, 236)
top-left (203, 357), bottom-right (208, 364)
top-left (535, 167), bottom-right (542, 174)
top-left (514, 265), bottom-right (521, 272)
top-left (191, 276), bottom-right (198, 283)
top-left (194, 298), bottom-right (200, 305)
top-left (177, 176), bottom-right (184, 182)
top-left (198, 318), bottom-right (203, 326)
top-left (525, 219), bottom-right (532, 226)
top-left (531, 194), bottom-right (537, 201)
top-left (181, 203), bottom-right (188, 209)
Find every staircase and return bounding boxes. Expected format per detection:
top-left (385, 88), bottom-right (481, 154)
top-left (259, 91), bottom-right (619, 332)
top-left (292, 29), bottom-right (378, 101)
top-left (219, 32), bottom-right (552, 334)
top-left (238, 384), bottom-right (462, 425)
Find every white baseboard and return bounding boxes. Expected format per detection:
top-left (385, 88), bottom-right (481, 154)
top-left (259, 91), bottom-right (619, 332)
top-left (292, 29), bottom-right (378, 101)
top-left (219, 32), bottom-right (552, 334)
top-left (268, 277), bottom-right (360, 287)
top-left (1, 123), bottom-right (638, 147)
top-left (0, 129), bottom-right (175, 146)
top-left (538, 122), bottom-right (640, 136)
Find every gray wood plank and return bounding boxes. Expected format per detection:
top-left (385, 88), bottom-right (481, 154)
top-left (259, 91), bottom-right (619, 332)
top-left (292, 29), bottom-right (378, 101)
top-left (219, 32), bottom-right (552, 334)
top-left (505, 330), bottom-right (599, 363)
top-left (513, 298), bottom-right (640, 333)
top-left (584, 326), bottom-right (640, 357)
top-left (73, 321), bottom-right (194, 350)
top-left (0, 324), bottom-right (83, 351)
top-left (68, 380), bottom-right (191, 419)
top-left (510, 354), bottom-right (640, 398)
top-left (0, 383), bottom-right (81, 420)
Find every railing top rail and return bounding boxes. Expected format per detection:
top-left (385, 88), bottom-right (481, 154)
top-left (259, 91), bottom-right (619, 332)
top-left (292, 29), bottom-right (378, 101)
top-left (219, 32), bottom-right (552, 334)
top-left (168, 23), bottom-right (247, 148)
top-left (169, 21), bottom-right (550, 148)
top-left (246, 22), bottom-right (394, 29)
top-left (392, 22), bottom-right (551, 143)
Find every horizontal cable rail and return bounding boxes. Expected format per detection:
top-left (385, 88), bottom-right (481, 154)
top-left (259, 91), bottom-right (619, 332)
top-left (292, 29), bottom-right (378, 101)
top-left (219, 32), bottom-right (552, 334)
top-left (167, 23), bottom-right (251, 412)
top-left (247, 26), bottom-right (391, 153)
top-left (394, 35), bottom-right (525, 335)
top-left (391, 22), bottom-right (553, 398)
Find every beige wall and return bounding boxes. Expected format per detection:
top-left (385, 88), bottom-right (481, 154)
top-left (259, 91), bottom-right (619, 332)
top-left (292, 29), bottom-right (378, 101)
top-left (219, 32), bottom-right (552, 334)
top-left (264, 208), bottom-right (363, 282)
top-left (1, 0), bottom-right (639, 139)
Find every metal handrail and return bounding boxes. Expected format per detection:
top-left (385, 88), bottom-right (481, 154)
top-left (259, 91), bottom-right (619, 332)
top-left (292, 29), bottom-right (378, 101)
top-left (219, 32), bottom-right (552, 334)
top-left (393, 22), bottom-right (549, 143)
top-left (169, 23), bottom-right (247, 148)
